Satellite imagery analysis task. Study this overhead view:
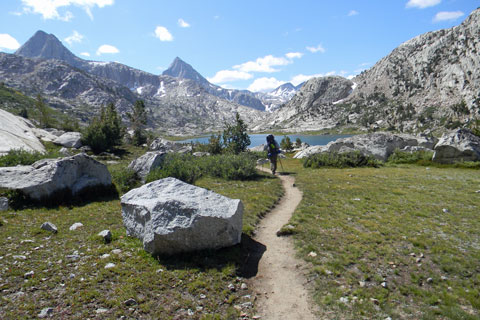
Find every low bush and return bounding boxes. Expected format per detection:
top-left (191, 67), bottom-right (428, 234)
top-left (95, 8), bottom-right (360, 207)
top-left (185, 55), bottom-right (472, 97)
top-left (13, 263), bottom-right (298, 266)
top-left (146, 153), bottom-right (257, 184)
top-left (146, 154), bottom-right (202, 184)
top-left (303, 151), bottom-right (380, 168)
top-left (387, 149), bottom-right (434, 164)
top-left (0, 148), bottom-right (62, 167)
top-left (110, 167), bottom-right (141, 194)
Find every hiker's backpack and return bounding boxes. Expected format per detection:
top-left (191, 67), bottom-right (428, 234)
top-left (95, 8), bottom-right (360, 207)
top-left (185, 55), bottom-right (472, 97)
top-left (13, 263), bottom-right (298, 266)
top-left (266, 135), bottom-right (278, 157)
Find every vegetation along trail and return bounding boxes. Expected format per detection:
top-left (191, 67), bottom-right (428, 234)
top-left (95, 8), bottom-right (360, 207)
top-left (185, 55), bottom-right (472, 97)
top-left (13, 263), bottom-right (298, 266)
top-left (250, 166), bottom-right (317, 319)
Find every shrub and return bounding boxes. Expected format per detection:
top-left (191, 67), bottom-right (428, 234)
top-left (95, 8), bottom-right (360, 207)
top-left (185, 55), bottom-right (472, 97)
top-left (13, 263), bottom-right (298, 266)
top-left (303, 151), bottom-right (380, 168)
top-left (146, 153), bottom-right (257, 184)
top-left (110, 167), bottom-right (141, 194)
top-left (146, 154), bottom-right (202, 184)
top-left (387, 149), bottom-right (434, 164)
top-left (0, 148), bottom-right (62, 167)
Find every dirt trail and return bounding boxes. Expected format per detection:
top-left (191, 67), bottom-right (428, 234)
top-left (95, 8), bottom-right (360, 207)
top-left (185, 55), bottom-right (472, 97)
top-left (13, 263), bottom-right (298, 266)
top-left (250, 167), bottom-right (317, 319)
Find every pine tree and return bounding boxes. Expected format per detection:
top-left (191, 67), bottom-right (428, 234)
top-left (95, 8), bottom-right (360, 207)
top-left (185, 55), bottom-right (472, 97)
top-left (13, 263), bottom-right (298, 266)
top-left (222, 113), bottom-right (250, 154)
top-left (127, 100), bottom-right (148, 146)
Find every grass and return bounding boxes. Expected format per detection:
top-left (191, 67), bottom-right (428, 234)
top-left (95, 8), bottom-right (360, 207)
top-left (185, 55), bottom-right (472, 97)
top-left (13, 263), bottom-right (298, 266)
top-left (0, 145), bottom-right (283, 319)
top-left (285, 158), bottom-right (480, 319)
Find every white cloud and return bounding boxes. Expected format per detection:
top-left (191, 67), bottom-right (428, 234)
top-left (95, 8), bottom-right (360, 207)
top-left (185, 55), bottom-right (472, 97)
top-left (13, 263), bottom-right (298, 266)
top-left (247, 77), bottom-right (286, 93)
top-left (433, 11), bottom-right (464, 22)
top-left (290, 73), bottom-right (327, 86)
top-left (306, 44), bottom-right (326, 53)
top-left (64, 30), bottom-right (83, 46)
top-left (233, 55), bottom-right (291, 73)
top-left (20, 0), bottom-right (114, 21)
top-left (0, 33), bottom-right (21, 50)
top-left (96, 44), bottom-right (119, 55)
top-left (154, 26), bottom-right (173, 41)
top-left (207, 70), bottom-right (253, 84)
top-left (406, 0), bottom-right (441, 9)
top-left (178, 18), bottom-right (190, 28)
top-left (286, 52), bottom-right (303, 59)
top-left (348, 10), bottom-right (359, 16)
top-left (80, 52), bottom-right (90, 57)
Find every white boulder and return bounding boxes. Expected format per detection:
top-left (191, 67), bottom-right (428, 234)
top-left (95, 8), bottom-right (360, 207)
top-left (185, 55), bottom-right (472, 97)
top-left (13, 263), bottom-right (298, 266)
top-left (127, 152), bottom-right (166, 182)
top-left (0, 109), bottom-right (46, 155)
top-left (149, 138), bottom-right (192, 153)
top-left (0, 154), bottom-right (112, 201)
top-left (433, 129), bottom-right (480, 163)
top-left (53, 132), bottom-right (82, 149)
top-left (294, 132), bottom-right (426, 161)
top-left (121, 177), bottom-right (243, 255)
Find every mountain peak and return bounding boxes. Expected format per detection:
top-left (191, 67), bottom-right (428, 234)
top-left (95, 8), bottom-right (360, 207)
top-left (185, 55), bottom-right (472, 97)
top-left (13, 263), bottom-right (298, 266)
top-left (162, 57), bottom-right (209, 86)
top-left (15, 30), bottom-right (82, 67)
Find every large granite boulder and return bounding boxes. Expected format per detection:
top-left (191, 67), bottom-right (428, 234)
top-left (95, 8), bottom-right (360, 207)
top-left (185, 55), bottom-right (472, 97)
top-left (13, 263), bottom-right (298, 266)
top-left (294, 132), bottom-right (429, 161)
top-left (0, 109), bottom-right (46, 155)
top-left (121, 177), bottom-right (243, 255)
top-left (149, 138), bottom-right (192, 153)
top-left (53, 132), bottom-right (82, 149)
top-left (432, 129), bottom-right (480, 163)
top-left (127, 152), bottom-right (166, 182)
top-left (0, 154), bottom-right (112, 201)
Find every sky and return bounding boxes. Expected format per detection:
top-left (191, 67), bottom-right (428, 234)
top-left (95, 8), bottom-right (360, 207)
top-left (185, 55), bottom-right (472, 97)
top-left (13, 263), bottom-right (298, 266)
top-left (0, 0), bottom-right (478, 92)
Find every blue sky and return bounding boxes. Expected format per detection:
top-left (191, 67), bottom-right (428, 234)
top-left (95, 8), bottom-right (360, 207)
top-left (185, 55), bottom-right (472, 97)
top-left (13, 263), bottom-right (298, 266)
top-left (0, 0), bottom-right (477, 92)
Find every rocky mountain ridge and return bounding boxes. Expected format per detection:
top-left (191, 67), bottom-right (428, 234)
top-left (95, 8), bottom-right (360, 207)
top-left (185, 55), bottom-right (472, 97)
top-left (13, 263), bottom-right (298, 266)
top-left (267, 8), bottom-right (480, 134)
top-left (4, 31), bottom-right (266, 135)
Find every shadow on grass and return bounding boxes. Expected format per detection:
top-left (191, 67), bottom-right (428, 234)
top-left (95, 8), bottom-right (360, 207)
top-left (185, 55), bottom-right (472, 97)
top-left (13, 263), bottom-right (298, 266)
top-left (4, 183), bottom-right (119, 210)
top-left (154, 234), bottom-right (266, 278)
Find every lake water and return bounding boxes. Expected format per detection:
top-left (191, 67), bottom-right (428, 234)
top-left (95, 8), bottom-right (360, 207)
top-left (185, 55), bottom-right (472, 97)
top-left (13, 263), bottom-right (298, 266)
top-left (178, 134), bottom-right (353, 148)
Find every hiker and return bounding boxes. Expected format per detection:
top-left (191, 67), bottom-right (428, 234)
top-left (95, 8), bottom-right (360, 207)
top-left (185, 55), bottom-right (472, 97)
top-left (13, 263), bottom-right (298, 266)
top-left (264, 134), bottom-right (281, 174)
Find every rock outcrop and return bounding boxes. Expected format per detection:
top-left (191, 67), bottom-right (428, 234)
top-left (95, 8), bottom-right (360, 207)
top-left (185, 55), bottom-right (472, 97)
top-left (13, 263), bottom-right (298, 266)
top-left (127, 152), bottom-right (166, 182)
top-left (0, 154), bottom-right (112, 201)
top-left (121, 177), bottom-right (243, 255)
top-left (149, 138), bottom-right (192, 153)
top-left (432, 129), bottom-right (480, 163)
top-left (294, 132), bottom-right (434, 161)
top-left (0, 109), bottom-right (46, 155)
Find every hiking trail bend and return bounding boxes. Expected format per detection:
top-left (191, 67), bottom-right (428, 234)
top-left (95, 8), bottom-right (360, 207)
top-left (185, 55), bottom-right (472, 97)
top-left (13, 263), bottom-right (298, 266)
top-left (251, 167), bottom-right (317, 319)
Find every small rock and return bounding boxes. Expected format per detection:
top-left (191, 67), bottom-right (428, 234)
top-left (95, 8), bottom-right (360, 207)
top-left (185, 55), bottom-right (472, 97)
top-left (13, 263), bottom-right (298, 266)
top-left (447, 286), bottom-right (452, 292)
top-left (381, 282), bottom-right (387, 288)
top-left (325, 269), bottom-right (333, 275)
top-left (66, 254), bottom-right (80, 261)
top-left (38, 307), bottom-right (54, 318)
top-left (475, 190), bottom-right (480, 193)
top-left (69, 223), bottom-right (83, 231)
top-left (156, 268), bottom-right (164, 273)
top-left (307, 251), bottom-right (317, 257)
top-left (353, 198), bottom-right (361, 201)
top-left (13, 255), bottom-right (27, 260)
top-left (104, 263), bottom-right (116, 269)
top-left (420, 253), bottom-right (424, 258)
top-left (100, 254), bottom-right (110, 259)
top-left (96, 308), bottom-right (109, 314)
top-left (426, 277), bottom-right (433, 284)
top-left (24, 271), bottom-right (34, 278)
top-left (98, 230), bottom-right (112, 243)
top-left (41, 222), bottom-right (58, 234)
top-left (0, 197), bottom-right (8, 211)
top-left (69, 273), bottom-right (75, 279)
top-left (370, 298), bottom-right (380, 305)
top-left (241, 302), bottom-right (253, 308)
top-left (241, 283), bottom-right (248, 290)
top-left (228, 283), bottom-right (236, 291)
top-left (339, 297), bottom-right (349, 303)
top-left (196, 306), bottom-right (203, 312)
top-left (187, 309), bottom-right (194, 316)
top-left (416, 258), bottom-right (422, 263)
top-left (111, 249), bottom-right (122, 255)
top-left (253, 316), bottom-right (262, 320)
top-left (441, 276), bottom-right (448, 281)
top-left (124, 298), bottom-right (137, 306)
top-left (359, 281), bottom-right (366, 287)
top-left (442, 208), bottom-right (449, 213)
top-left (199, 294), bottom-right (207, 299)
top-left (409, 252), bottom-right (416, 257)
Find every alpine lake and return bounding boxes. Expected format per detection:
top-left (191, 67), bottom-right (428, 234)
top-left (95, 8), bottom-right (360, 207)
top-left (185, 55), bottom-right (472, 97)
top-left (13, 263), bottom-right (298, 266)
top-left (178, 133), bottom-right (354, 148)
